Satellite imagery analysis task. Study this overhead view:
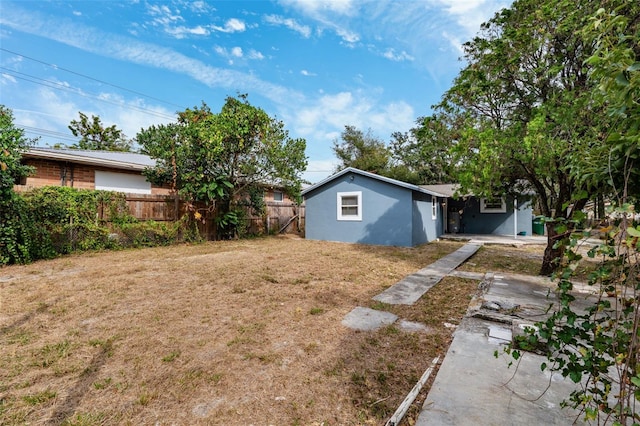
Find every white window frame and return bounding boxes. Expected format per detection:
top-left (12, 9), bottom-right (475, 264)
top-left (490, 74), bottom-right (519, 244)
top-left (432, 197), bottom-right (438, 220)
top-left (480, 197), bottom-right (507, 213)
top-left (337, 191), bottom-right (362, 221)
top-left (273, 190), bottom-right (284, 202)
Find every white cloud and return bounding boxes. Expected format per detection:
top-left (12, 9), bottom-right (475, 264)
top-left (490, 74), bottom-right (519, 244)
top-left (231, 47), bottom-right (243, 58)
top-left (300, 70), bottom-right (316, 77)
top-left (147, 4), bottom-right (183, 25)
top-left (290, 91), bottom-right (414, 149)
top-left (247, 49), bottom-right (265, 60)
top-left (166, 25), bottom-right (210, 39)
top-left (187, 1), bottom-right (212, 14)
top-left (263, 14), bottom-right (311, 38)
top-left (1, 73), bottom-right (17, 84)
top-left (279, 0), bottom-right (356, 17)
top-left (214, 46), bottom-right (264, 62)
top-left (0, 7), bottom-right (301, 105)
top-left (382, 48), bottom-right (414, 62)
top-left (213, 18), bottom-right (246, 33)
top-left (277, 0), bottom-right (359, 44)
top-left (435, 0), bottom-right (507, 34)
top-left (335, 27), bottom-right (359, 44)
top-left (72, 11), bottom-right (82, 17)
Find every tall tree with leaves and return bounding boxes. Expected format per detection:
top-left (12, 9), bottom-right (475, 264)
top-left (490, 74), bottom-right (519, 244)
top-left (332, 125), bottom-right (390, 175)
top-left (68, 112), bottom-right (132, 151)
top-left (138, 94), bottom-right (307, 239)
top-left (387, 115), bottom-right (458, 185)
top-left (437, 0), bottom-right (612, 275)
top-left (500, 5), bottom-right (640, 423)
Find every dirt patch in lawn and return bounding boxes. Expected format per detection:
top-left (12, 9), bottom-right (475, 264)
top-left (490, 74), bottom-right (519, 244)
top-left (1, 236), bottom-right (479, 425)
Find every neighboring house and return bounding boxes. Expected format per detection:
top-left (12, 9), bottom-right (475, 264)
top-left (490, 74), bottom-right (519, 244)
top-left (302, 167), bottom-right (447, 247)
top-left (302, 168), bottom-right (534, 248)
top-left (15, 148), bottom-right (301, 231)
top-left (423, 184), bottom-right (533, 237)
top-left (16, 148), bottom-right (171, 195)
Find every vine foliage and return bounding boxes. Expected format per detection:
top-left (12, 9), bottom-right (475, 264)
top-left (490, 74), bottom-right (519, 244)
top-left (505, 212), bottom-right (640, 424)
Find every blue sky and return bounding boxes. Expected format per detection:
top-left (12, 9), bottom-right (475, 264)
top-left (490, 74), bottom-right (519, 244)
top-left (1, 0), bottom-right (509, 183)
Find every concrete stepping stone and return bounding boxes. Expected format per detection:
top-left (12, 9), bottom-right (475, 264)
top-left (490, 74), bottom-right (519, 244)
top-left (341, 306), bottom-right (398, 331)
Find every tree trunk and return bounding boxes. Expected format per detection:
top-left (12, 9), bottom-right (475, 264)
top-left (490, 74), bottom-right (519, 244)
top-left (540, 221), bottom-right (564, 276)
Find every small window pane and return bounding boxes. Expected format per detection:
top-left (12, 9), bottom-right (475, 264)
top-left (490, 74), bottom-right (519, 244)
top-left (342, 196), bottom-right (358, 206)
top-left (342, 205), bottom-right (358, 216)
top-left (273, 191), bottom-right (284, 202)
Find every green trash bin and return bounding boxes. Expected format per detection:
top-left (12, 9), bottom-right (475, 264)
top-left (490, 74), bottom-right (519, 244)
top-left (532, 216), bottom-right (545, 235)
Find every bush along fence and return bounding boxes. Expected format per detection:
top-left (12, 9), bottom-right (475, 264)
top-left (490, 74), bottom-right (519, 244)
top-left (1, 186), bottom-right (304, 265)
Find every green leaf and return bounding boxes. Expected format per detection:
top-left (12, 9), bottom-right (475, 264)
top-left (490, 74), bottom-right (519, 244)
top-left (615, 72), bottom-right (629, 87)
top-left (627, 62), bottom-right (640, 72)
top-left (627, 227), bottom-right (640, 237)
top-left (569, 370), bottom-right (582, 383)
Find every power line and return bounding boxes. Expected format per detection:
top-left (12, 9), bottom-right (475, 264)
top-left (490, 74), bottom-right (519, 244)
top-left (1, 67), bottom-right (177, 121)
top-left (0, 48), bottom-right (184, 110)
top-left (18, 124), bottom-right (81, 143)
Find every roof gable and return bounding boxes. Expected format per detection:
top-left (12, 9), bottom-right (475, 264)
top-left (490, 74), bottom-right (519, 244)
top-left (302, 167), bottom-right (447, 197)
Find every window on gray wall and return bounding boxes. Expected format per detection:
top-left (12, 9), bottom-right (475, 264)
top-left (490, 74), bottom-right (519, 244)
top-left (337, 191), bottom-right (362, 221)
top-left (480, 197), bottom-right (507, 213)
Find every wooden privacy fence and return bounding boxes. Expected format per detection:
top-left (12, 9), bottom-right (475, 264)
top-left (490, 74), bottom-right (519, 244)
top-left (109, 194), bottom-right (305, 238)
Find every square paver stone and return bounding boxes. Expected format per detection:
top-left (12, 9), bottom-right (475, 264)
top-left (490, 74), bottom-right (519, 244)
top-left (341, 307), bottom-right (398, 331)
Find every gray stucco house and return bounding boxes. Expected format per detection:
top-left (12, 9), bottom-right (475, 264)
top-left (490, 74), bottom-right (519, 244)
top-left (302, 168), bottom-right (447, 247)
top-left (423, 184), bottom-right (533, 237)
top-left (302, 168), bottom-right (533, 247)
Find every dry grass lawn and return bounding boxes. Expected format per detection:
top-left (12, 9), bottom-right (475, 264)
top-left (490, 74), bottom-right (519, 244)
top-left (1, 236), bottom-right (496, 425)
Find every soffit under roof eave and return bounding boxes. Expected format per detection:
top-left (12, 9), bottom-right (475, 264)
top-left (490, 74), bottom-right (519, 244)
top-left (23, 150), bottom-right (147, 171)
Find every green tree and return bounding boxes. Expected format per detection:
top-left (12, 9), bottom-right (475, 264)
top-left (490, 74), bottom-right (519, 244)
top-left (68, 112), bottom-right (132, 151)
top-left (138, 95), bottom-right (307, 239)
top-left (0, 105), bottom-right (36, 264)
top-left (437, 0), bottom-right (611, 275)
top-left (0, 106), bottom-right (34, 197)
top-left (332, 125), bottom-right (390, 175)
top-left (387, 115), bottom-right (458, 185)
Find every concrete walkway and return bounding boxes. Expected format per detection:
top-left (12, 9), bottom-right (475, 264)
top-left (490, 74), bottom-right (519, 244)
top-left (340, 235), bottom-right (597, 425)
top-left (342, 242), bottom-right (482, 331)
top-left (372, 243), bottom-right (481, 305)
top-left (415, 272), bottom-right (593, 425)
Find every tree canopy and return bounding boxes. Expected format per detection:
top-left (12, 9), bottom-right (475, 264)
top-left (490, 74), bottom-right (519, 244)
top-left (68, 112), bottom-right (132, 151)
top-left (423, 0), bottom-right (631, 274)
top-left (138, 94), bottom-right (307, 238)
top-left (332, 125), bottom-right (390, 175)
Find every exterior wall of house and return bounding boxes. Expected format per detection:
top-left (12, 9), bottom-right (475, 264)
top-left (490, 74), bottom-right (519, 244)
top-left (304, 171), bottom-right (439, 247)
top-left (412, 193), bottom-right (442, 246)
top-left (17, 158), bottom-right (171, 195)
top-left (447, 196), bottom-right (533, 236)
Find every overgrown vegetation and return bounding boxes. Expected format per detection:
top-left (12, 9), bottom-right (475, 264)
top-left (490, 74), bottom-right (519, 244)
top-left (1, 186), bottom-right (191, 266)
top-left (138, 94), bottom-right (307, 240)
top-left (498, 4), bottom-right (640, 424)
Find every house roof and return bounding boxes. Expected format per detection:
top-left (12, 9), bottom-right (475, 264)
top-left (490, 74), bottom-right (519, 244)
top-left (23, 148), bottom-right (155, 171)
top-left (301, 167), bottom-right (448, 198)
top-left (421, 184), bottom-right (463, 198)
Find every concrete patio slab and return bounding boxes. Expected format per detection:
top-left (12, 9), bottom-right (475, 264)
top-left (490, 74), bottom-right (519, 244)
top-left (416, 272), bottom-right (592, 425)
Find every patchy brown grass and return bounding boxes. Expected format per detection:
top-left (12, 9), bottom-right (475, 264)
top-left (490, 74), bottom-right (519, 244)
top-left (457, 243), bottom-right (544, 276)
top-left (0, 236), bottom-right (479, 425)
